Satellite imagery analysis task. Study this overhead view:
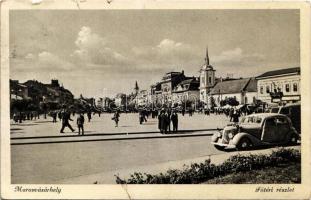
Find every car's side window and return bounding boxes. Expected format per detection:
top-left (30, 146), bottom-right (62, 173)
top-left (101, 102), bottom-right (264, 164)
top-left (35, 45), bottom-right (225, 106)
top-left (265, 118), bottom-right (276, 127)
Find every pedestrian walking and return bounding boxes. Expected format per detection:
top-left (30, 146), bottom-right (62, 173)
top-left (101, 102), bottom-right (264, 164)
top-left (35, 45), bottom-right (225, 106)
top-left (52, 111), bottom-right (57, 123)
top-left (33, 111), bottom-right (37, 120)
top-left (60, 110), bottom-right (75, 133)
top-left (87, 111), bottom-right (92, 122)
top-left (139, 109), bottom-right (146, 124)
top-left (158, 110), bottom-right (164, 133)
top-left (188, 108), bottom-right (193, 117)
top-left (143, 109), bottom-right (148, 122)
top-left (229, 108), bottom-right (234, 122)
top-left (58, 111), bottom-right (62, 121)
top-left (13, 113), bottom-right (18, 123)
top-left (162, 111), bottom-right (170, 134)
top-left (112, 110), bottom-right (120, 127)
top-left (171, 110), bottom-right (178, 132)
top-left (18, 113), bottom-right (22, 122)
top-left (232, 109), bottom-right (240, 123)
top-left (77, 113), bottom-right (85, 135)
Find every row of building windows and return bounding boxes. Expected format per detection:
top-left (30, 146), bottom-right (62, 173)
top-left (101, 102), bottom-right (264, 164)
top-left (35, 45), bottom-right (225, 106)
top-left (260, 83), bottom-right (298, 94)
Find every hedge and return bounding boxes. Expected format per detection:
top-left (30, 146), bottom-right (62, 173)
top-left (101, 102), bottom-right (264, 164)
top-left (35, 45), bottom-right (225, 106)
top-left (115, 148), bottom-right (300, 184)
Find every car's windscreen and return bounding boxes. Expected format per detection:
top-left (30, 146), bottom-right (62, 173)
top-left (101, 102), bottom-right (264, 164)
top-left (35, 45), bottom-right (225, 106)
top-left (241, 116), bottom-right (262, 123)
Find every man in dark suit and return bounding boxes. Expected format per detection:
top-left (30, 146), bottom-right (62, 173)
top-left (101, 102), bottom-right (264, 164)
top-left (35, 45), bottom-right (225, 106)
top-left (171, 110), bottom-right (178, 132)
top-left (77, 113), bottom-right (85, 135)
top-left (60, 110), bottom-right (75, 133)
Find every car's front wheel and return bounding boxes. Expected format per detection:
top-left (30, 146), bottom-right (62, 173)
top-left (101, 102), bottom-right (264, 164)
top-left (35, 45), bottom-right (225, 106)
top-left (237, 137), bottom-right (253, 150)
top-left (214, 145), bottom-right (225, 151)
top-left (288, 134), bottom-right (298, 145)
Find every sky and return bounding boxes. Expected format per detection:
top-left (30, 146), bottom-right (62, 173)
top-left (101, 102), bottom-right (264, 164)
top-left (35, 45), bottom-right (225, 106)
top-left (10, 10), bottom-right (300, 98)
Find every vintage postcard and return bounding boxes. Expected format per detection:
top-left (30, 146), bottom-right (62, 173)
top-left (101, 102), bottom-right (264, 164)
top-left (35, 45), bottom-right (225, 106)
top-left (1, 0), bottom-right (311, 199)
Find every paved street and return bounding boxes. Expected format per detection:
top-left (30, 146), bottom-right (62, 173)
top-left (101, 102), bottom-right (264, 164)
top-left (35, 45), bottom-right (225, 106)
top-left (11, 113), bottom-right (230, 184)
top-left (10, 113), bottom-right (298, 184)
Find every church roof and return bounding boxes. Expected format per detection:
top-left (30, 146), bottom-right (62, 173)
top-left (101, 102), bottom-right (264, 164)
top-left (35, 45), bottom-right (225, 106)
top-left (245, 78), bottom-right (257, 92)
top-left (210, 78), bottom-right (256, 95)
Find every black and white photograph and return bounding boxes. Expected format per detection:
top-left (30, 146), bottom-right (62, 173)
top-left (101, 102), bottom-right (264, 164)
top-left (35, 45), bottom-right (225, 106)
top-left (1, 1), bottom-right (311, 199)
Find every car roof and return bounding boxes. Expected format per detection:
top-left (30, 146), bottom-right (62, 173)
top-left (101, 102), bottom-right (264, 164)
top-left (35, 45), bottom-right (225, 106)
top-left (281, 103), bottom-right (301, 107)
top-left (246, 113), bottom-right (286, 118)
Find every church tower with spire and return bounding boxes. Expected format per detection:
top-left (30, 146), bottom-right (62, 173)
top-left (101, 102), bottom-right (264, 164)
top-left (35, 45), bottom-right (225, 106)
top-left (134, 81), bottom-right (139, 95)
top-left (199, 46), bottom-right (216, 107)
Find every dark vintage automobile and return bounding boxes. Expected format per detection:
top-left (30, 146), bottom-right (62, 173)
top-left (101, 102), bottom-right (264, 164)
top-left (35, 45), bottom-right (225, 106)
top-left (211, 113), bottom-right (300, 150)
top-left (268, 103), bottom-right (301, 134)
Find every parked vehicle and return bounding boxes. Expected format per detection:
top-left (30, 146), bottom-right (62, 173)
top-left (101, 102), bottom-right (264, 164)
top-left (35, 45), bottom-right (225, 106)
top-left (211, 113), bottom-right (300, 150)
top-left (266, 103), bottom-right (301, 133)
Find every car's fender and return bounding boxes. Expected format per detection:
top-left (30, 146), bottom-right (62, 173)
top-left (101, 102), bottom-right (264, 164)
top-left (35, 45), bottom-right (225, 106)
top-left (230, 132), bottom-right (262, 146)
top-left (211, 131), bottom-right (222, 143)
top-left (284, 128), bottom-right (300, 142)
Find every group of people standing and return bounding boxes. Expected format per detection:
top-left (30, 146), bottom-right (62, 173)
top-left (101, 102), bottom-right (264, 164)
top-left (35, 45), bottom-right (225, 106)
top-left (158, 109), bottom-right (178, 134)
top-left (228, 108), bottom-right (241, 123)
top-left (59, 109), bottom-right (86, 135)
top-left (12, 111), bottom-right (40, 123)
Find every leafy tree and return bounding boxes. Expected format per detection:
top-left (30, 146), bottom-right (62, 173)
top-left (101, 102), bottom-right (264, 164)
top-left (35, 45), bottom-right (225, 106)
top-left (11, 99), bottom-right (31, 112)
top-left (220, 97), bottom-right (239, 107)
top-left (227, 97), bottom-right (239, 106)
top-left (220, 99), bottom-right (227, 107)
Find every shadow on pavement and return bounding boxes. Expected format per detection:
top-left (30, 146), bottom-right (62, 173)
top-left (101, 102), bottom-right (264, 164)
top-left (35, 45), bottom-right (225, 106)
top-left (10, 132), bottom-right (25, 134)
top-left (142, 122), bottom-right (157, 125)
top-left (36, 121), bottom-right (55, 124)
top-left (222, 144), bottom-right (301, 153)
top-left (10, 128), bottom-right (22, 131)
top-left (12, 123), bottom-right (39, 126)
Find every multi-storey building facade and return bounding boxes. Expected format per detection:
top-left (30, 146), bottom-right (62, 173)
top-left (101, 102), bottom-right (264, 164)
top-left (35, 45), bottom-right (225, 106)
top-left (256, 67), bottom-right (300, 104)
top-left (172, 77), bottom-right (200, 105)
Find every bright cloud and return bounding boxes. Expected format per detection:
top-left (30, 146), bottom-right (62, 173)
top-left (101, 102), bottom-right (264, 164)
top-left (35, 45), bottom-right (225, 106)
top-left (72, 26), bottom-right (128, 66)
top-left (24, 53), bottom-right (34, 59)
top-left (157, 39), bottom-right (183, 51)
top-left (37, 51), bottom-right (74, 70)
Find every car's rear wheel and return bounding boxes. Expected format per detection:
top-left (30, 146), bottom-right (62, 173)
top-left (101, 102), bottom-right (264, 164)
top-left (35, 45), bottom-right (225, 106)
top-left (237, 137), bottom-right (253, 150)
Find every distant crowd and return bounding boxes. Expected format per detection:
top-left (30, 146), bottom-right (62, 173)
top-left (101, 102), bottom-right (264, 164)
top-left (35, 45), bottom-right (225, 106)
top-left (11, 105), bottom-right (259, 136)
